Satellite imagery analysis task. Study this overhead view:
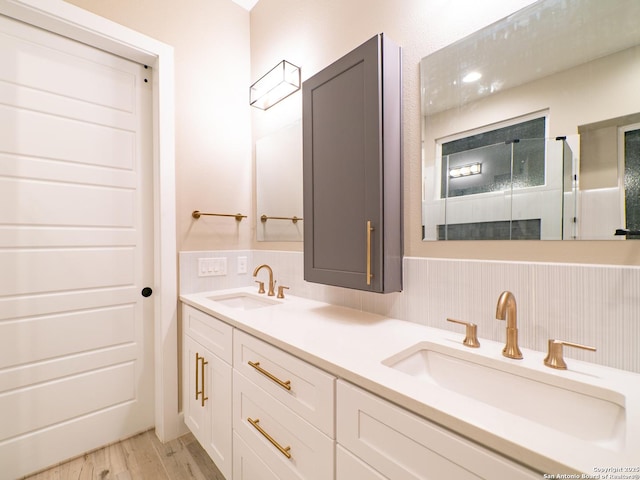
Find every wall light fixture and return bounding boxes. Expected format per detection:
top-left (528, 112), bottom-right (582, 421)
top-left (449, 162), bottom-right (482, 178)
top-left (250, 60), bottom-right (301, 110)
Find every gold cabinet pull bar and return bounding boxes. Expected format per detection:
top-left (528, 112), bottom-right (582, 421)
top-left (248, 361), bottom-right (291, 391)
top-left (248, 417), bottom-right (292, 459)
top-left (192, 210), bottom-right (247, 221)
top-left (200, 357), bottom-right (208, 407)
top-left (195, 352), bottom-right (201, 401)
top-left (366, 220), bottom-right (374, 285)
top-left (195, 353), bottom-right (208, 406)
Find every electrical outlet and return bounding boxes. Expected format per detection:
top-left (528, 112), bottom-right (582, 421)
top-left (237, 256), bottom-right (248, 274)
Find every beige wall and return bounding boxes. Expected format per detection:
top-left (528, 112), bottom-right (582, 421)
top-left (66, 0), bottom-right (253, 253)
top-left (250, 0), bottom-right (640, 265)
top-left (66, 0), bottom-right (640, 265)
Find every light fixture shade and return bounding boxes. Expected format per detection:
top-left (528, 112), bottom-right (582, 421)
top-left (250, 60), bottom-right (301, 110)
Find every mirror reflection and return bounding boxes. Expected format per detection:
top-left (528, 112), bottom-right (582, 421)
top-left (421, 0), bottom-right (640, 241)
top-left (255, 121), bottom-right (303, 242)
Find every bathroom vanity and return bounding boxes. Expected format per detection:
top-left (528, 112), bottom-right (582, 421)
top-left (180, 288), bottom-right (640, 479)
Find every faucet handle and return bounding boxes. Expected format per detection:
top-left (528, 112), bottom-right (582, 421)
top-left (446, 318), bottom-right (480, 348)
top-left (544, 339), bottom-right (596, 370)
top-left (277, 285), bottom-right (290, 299)
top-left (255, 280), bottom-right (265, 294)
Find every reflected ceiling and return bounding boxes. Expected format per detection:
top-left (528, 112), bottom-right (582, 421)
top-left (421, 0), bottom-right (640, 116)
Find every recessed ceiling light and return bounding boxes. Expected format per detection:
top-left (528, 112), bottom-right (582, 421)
top-left (462, 71), bottom-right (482, 83)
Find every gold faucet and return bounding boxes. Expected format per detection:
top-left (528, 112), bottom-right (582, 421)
top-left (495, 291), bottom-right (523, 359)
top-left (253, 264), bottom-right (275, 296)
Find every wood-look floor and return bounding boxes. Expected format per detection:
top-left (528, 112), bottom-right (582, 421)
top-left (21, 430), bottom-right (226, 480)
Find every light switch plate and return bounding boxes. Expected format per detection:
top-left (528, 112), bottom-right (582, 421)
top-left (198, 257), bottom-right (227, 277)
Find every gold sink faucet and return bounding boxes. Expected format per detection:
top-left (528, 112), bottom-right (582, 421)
top-left (495, 291), bottom-right (523, 359)
top-left (253, 264), bottom-right (275, 296)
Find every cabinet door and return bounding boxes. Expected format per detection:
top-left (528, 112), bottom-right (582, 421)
top-left (337, 445), bottom-right (387, 480)
top-left (183, 335), bottom-right (209, 447)
top-left (337, 381), bottom-right (540, 480)
top-left (302, 33), bottom-right (402, 293)
top-left (233, 432), bottom-right (280, 480)
top-left (203, 350), bottom-right (232, 480)
top-left (183, 335), bottom-right (232, 480)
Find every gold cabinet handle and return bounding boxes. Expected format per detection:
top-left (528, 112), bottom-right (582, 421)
top-left (366, 220), bottom-right (374, 286)
top-left (195, 352), bottom-right (201, 401)
top-left (200, 356), bottom-right (208, 407)
top-left (446, 318), bottom-right (480, 348)
top-left (248, 361), bottom-right (291, 391)
top-left (544, 339), bottom-right (596, 370)
top-left (195, 352), bottom-right (208, 406)
top-left (248, 417), bottom-right (291, 459)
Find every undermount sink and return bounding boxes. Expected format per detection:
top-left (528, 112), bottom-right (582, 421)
top-left (207, 292), bottom-right (280, 310)
top-left (382, 342), bottom-right (626, 450)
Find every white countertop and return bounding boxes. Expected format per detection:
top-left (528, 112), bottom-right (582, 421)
top-left (180, 287), bottom-right (640, 475)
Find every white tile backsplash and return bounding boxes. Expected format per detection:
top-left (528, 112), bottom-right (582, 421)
top-left (179, 250), bottom-right (640, 374)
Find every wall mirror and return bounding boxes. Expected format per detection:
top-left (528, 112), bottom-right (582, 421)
top-left (421, 0), bottom-right (640, 241)
top-left (255, 120), bottom-right (304, 241)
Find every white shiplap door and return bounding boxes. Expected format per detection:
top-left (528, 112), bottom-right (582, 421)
top-left (0, 14), bottom-right (154, 479)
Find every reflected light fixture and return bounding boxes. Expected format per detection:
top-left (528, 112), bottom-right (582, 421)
top-left (250, 60), bottom-right (301, 110)
top-left (462, 71), bottom-right (482, 83)
top-left (450, 162), bottom-right (482, 178)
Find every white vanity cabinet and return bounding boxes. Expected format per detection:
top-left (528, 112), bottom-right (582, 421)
top-left (232, 330), bottom-right (336, 480)
top-left (180, 299), bottom-right (549, 480)
top-left (337, 380), bottom-right (540, 480)
top-left (182, 305), bottom-right (233, 480)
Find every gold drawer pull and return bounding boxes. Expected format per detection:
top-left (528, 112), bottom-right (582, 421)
top-left (248, 417), bottom-right (292, 459)
top-left (248, 361), bottom-right (291, 391)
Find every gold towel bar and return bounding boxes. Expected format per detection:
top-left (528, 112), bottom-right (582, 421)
top-left (192, 210), bottom-right (247, 221)
top-left (260, 214), bottom-right (303, 224)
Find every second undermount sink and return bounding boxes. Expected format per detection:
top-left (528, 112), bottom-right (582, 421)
top-left (207, 292), bottom-right (280, 310)
top-left (382, 341), bottom-right (626, 450)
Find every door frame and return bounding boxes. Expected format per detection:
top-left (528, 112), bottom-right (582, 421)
top-left (0, 0), bottom-right (181, 441)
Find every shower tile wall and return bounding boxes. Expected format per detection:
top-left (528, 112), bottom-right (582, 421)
top-left (179, 250), bottom-right (640, 374)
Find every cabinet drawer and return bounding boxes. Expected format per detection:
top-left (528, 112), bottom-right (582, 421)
top-left (337, 381), bottom-right (540, 480)
top-left (233, 370), bottom-right (334, 480)
top-left (233, 432), bottom-right (280, 480)
top-left (182, 304), bottom-right (233, 364)
top-left (234, 330), bottom-right (335, 437)
top-left (337, 445), bottom-right (387, 480)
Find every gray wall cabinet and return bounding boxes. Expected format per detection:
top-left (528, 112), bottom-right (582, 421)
top-left (303, 33), bottom-right (403, 293)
